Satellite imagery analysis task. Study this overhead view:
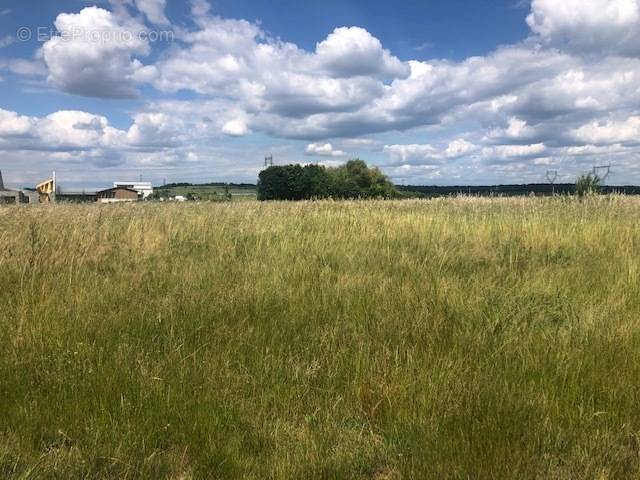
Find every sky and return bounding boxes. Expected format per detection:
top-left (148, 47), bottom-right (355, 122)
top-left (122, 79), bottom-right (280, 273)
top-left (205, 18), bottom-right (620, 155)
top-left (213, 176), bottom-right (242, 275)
top-left (0, 0), bottom-right (639, 189)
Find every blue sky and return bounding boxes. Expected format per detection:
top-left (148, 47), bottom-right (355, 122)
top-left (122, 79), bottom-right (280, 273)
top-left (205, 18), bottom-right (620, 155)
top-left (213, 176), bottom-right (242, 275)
top-left (0, 0), bottom-right (639, 188)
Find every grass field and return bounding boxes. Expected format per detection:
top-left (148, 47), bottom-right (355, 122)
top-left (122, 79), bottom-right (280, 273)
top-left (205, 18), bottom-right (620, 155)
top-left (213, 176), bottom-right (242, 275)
top-left (1, 197), bottom-right (640, 479)
top-left (155, 185), bottom-right (257, 201)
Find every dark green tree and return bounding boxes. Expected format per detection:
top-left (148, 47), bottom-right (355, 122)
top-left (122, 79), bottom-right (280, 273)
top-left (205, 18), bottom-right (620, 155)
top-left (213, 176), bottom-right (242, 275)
top-left (257, 160), bottom-right (398, 201)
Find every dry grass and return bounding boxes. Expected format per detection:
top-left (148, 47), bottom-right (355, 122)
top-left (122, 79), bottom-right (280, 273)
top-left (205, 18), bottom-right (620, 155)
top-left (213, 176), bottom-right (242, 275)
top-left (1, 196), bottom-right (640, 479)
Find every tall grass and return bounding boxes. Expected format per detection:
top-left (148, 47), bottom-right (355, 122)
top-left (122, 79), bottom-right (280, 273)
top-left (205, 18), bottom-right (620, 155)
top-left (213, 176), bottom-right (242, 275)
top-left (1, 197), bottom-right (639, 479)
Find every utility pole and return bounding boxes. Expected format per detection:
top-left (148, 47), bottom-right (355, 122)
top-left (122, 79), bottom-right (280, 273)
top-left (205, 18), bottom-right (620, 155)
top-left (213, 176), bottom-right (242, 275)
top-left (52, 170), bottom-right (57, 202)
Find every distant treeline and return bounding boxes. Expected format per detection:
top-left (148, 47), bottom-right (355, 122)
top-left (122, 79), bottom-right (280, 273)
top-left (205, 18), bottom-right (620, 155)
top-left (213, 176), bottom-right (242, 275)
top-left (258, 160), bottom-right (397, 200)
top-left (398, 184), bottom-right (640, 197)
top-left (159, 182), bottom-right (257, 189)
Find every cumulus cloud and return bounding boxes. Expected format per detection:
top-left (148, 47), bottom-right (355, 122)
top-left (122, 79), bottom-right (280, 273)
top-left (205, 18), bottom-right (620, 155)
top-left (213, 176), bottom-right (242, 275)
top-left (0, 109), bottom-right (34, 136)
top-left (0, 107), bottom-right (191, 160)
top-left (132, 0), bottom-right (169, 25)
top-left (527, 0), bottom-right (640, 56)
top-left (0, 58), bottom-right (47, 77)
top-left (384, 140), bottom-right (478, 165)
top-left (305, 143), bottom-right (347, 157)
top-left (384, 144), bottom-right (439, 164)
top-left (482, 143), bottom-right (548, 160)
top-left (42, 6), bottom-right (151, 98)
top-left (149, 16), bottom-right (393, 121)
top-left (222, 118), bottom-right (250, 137)
top-left (314, 27), bottom-right (409, 80)
top-left (571, 117), bottom-right (640, 145)
top-left (125, 112), bottom-right (184, 147)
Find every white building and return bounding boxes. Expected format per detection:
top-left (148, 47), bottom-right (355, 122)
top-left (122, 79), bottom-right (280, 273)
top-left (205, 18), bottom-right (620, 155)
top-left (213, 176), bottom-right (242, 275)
top-left (113, 181), bottom-right (153, 199)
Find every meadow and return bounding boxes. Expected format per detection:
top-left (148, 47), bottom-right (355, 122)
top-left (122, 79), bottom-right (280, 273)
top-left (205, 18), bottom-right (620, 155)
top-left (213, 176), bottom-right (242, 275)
top-left (1, 196), bottom-right (639, 479)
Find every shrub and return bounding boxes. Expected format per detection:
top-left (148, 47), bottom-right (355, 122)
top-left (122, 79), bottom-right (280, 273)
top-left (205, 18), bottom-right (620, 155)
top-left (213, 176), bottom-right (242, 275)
top-left (576, 173), bottom-right (602, 197)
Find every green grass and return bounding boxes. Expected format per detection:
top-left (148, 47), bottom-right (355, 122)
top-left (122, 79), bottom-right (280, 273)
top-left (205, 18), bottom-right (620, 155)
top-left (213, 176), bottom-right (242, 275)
top-left (1, 196), bottom-right (639, 479)
top-left (156, 185), bottom-right (256, 201)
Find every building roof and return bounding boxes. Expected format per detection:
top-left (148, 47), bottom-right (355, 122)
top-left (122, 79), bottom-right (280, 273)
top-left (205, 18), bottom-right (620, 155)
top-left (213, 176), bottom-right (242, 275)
top-left (0, 170), bottom-right (17, 194)
top-left (113, 181), bottom-right (153, 187)
top-left (97, 187), bottom-right (139, 194)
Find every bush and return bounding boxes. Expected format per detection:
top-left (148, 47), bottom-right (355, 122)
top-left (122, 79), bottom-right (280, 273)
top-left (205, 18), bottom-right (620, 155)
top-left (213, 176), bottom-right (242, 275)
top-left (257, 160), bottom-right (398, 201)
top-left (576, 174), bottom-right (602, 197)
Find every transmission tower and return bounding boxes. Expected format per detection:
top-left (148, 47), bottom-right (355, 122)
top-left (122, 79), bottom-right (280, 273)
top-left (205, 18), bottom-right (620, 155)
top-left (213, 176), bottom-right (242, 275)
top-left (264, 155), bottom-right (273, 168)
top-left (592, 165), bottom-right (612, 184)
top-left (545, 170), bottom-right (558, 195)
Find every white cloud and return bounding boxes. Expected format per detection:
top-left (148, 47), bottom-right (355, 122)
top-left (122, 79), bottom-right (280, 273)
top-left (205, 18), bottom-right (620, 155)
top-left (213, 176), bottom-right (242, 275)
top-left (305, 143), bottom-right (347, 157)
top-left (0, 109), bottom-right (34, 136)
top-left (0, 108), bottom-right (188, 157)
top-left (482, 143), bottom-right (547, 160)
top-left (340, 138), bottom-right (380, 148)
top-left (222, 118), bottom-right (250, 137)
top-left (43, 7), bottom-right (150, 98)
top-left (132, 0), bottom-right (169, 25)
top-left (314, 27), bottom-right (409, 80)
top-left (444, 139), bottom-right (477, 158)
top-left (572, 117), bottom-right (640, 145)
top-left (384, 144), bottom-right (439, 164)
top-left (527, 0), bottom-right (640, 56)
top-left (0, 59), bottom-right (48, 77)
top-left (125, 112), bottom-right (184, 146)
top-left (384, 139), bottom-right (478, 165)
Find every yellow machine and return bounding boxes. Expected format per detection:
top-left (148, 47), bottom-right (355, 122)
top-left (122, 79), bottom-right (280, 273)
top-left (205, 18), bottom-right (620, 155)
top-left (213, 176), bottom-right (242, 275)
top-left (36, 178), bottom-right (55, 203)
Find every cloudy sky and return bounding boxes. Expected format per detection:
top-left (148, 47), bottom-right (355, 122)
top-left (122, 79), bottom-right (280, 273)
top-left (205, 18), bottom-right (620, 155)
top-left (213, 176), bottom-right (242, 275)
top-left (0, 0), bottom-right (639, 188)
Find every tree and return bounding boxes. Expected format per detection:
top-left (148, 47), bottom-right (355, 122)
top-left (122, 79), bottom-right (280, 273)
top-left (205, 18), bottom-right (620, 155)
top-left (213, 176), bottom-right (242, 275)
top-left (576, 173), bottom-right (602, 197)
top-left (257, 160), bottom-right (398, 201)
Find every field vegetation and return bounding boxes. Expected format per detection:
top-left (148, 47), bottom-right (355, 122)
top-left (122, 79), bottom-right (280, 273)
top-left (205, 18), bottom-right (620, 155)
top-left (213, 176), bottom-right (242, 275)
top-left (154, 183), bottom-right (257, 201)
top-left (1, 196), bottom-right (639, 479)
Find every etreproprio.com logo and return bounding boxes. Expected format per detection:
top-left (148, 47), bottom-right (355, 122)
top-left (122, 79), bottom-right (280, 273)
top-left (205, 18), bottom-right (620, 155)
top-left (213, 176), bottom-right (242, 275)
top-left (16, 26), bottom-right (174, 43)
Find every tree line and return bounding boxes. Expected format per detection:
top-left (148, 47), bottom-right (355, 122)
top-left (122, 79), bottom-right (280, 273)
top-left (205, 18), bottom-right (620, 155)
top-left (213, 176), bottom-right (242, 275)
top-left (257, 160), bottom-right (398, 200)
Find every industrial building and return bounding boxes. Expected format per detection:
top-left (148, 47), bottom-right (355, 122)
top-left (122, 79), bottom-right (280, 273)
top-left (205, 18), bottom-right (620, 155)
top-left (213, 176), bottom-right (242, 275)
top-left (0, 171), bottom-right (39, 204)
top-left (0, 171), bottom-right (151, 205)
top-left (56, 191), bottom-right (98, 203)
top-left (96, 187), bottom-right (140, 203)
top-left (113, 181), bottom-right (153, 199)
top-left (0, 170), bottom-right (19, 204)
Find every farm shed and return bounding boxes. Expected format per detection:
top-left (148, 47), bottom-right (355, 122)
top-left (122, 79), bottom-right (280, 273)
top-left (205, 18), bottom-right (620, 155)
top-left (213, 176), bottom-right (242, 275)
top-left (96, 187), bottom-right (139, 203)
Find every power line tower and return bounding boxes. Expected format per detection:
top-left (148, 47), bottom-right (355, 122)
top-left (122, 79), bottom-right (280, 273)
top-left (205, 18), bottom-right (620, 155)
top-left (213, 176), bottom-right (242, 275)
top-left (264, 155), bottom-right (273, 168)
top-left (592, 165), bottom-right (612, 184)
top-left (546, 169), bottom-right (558, 195)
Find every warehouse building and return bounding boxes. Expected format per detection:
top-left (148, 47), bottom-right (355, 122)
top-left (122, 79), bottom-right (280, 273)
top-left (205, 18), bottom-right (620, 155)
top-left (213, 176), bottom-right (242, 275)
top-left (0, 170), bottom-right (34, 204)
top-left (113, 181), bottom-right (153, 199)
top-left (96, 187), bottom-right (140, 203)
